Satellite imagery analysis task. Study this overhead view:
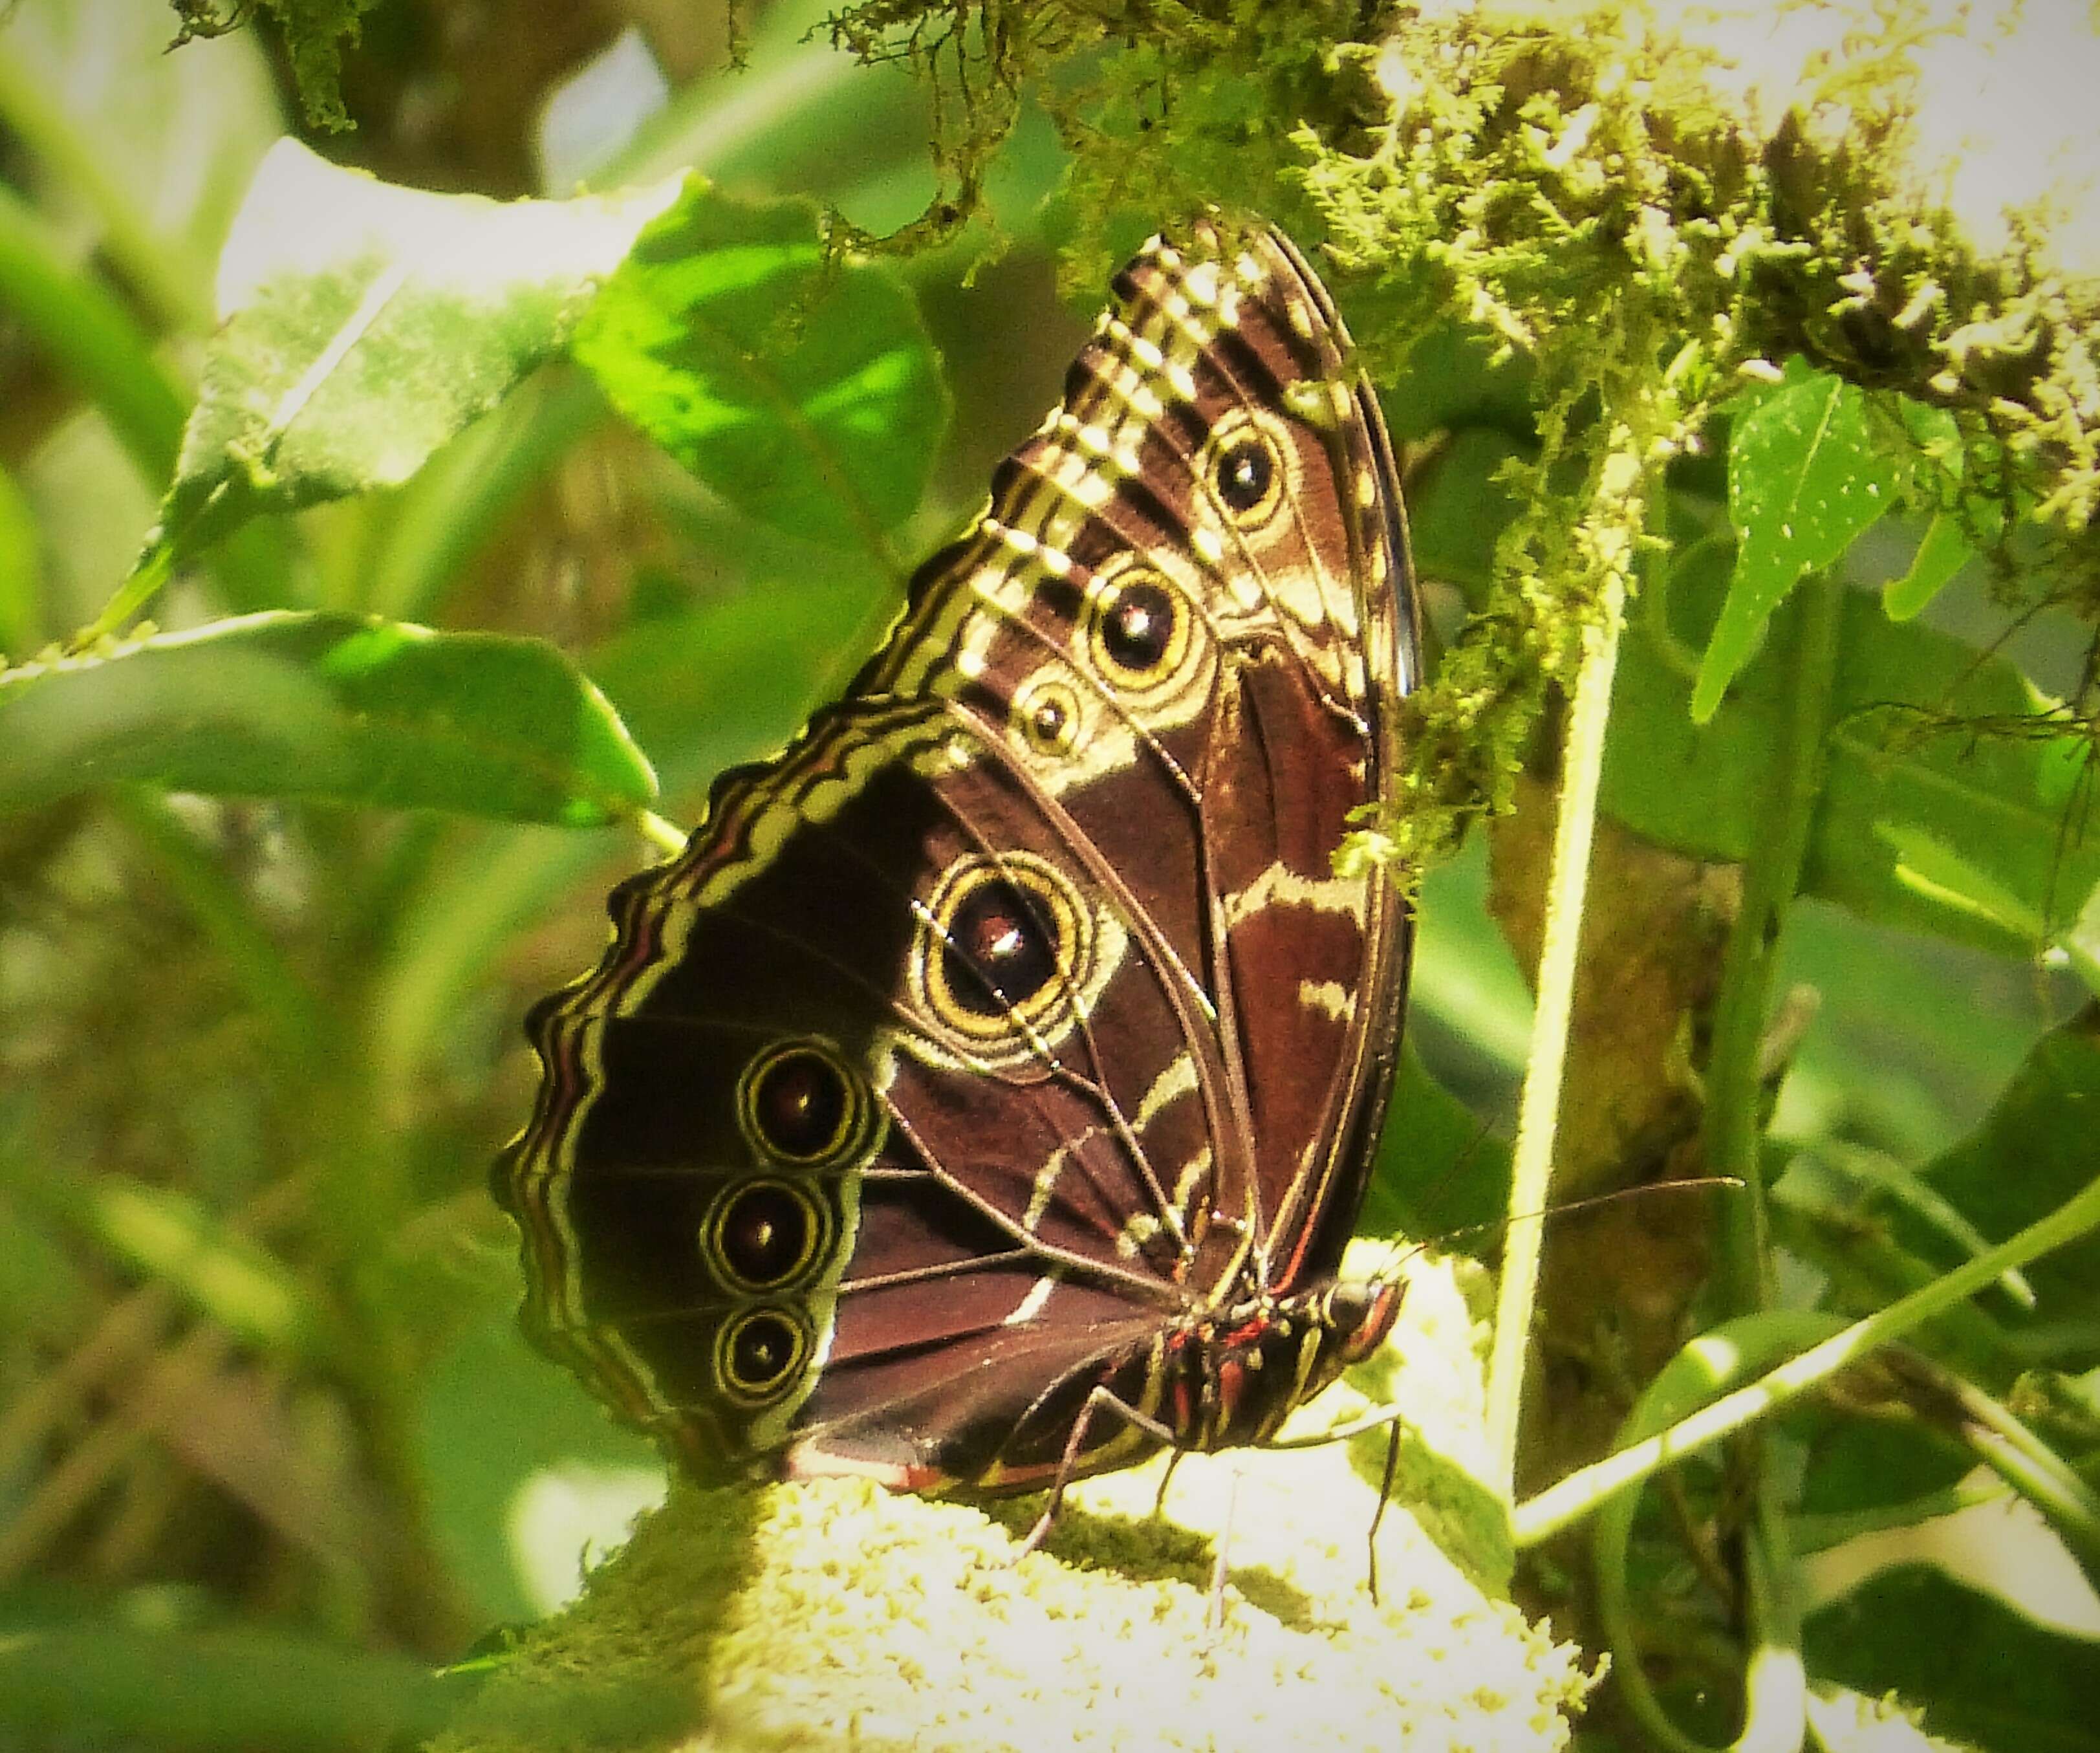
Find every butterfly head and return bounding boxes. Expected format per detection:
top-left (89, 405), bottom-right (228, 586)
top-left (1319, 1276), bottom-right (1407, 1366)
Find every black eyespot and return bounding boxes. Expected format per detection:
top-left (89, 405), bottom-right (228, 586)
top-left (1012, 678), bottom-right (1082, 757)
top-left (722, 1308), bottom-right (805, 1397)
top-left (712, 1181), bottom-right (819, 1289)
top-left (1098, 578), bottom-right (1177, 677)
top-left (1216, 439), bottom-right (1273, 512)
top-left (942, 878), bottom-right (1059, 1017)
top-left (748, 1046), bottom-right (850, 1162)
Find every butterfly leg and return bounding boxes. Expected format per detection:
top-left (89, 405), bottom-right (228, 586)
top-left (1013, 1385), bottom-right (1177, 1563)
top-left (1206, 1464), bottom-right (1241, 1632)
top-left (1261, 1401), bottom-right (1411, 1601)
top-left (1151, 1445), bottom-right (1188, 1520)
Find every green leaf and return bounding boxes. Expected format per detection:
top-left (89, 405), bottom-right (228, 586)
top-left (1364, 1045), bottom-right (1514, 1247)
top-left (1606, 568), bottom-right (2100, 957)
top-left (367, 565), bottom-right (892, 1096)
top-left (574, 183), bottom-right (950, 557)
top-left (1882, 510), bottom-right (1973, 621)
top-left (1694, 360), bottom-right (1908, 721)
top-left (419, 1311), bottom-right (662, 1623)
top-left (1905, 1006), bottom-right (2100, 1329)
top-left (150, 138), bottom-right (684, 565)
top-left (1804, 1565), bottom-right (2100, 1753)
top-left (1402, 426), bottom-right (1530, 600)
top-left (0, 1625), bottom-right (460, 1753)
top-left (0, 611), bottom-right (655, 825)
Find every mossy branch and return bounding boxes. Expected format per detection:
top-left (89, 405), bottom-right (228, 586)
top-left (431, 1253), bottom-right (1596, 1753)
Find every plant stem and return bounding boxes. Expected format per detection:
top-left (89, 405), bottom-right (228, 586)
top-left (1706, 568), bottom-right (1844, 1314)
top-left (1513, 1161), bottom-right (2100, 1544)
top-left (1484, 483), bottom-right (1634, 1491)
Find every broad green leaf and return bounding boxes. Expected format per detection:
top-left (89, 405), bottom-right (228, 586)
top-left (0, 1626), bottom-right (460, 1753)
top-left (1804, 1566), bottom-right (2100, 1753)
top-left (573, 183), bottom-right (950, 556)
top-left (1401, 426), bottom-right (1529, 600)
top-left (419, 1311), bottom-right (660, 1623)
top-left (367, 565), bottom-right (894, 1095)
top-left (1363, 1043), bottom-right (1513, 1246)
top-left (0, 610), bottom-right (655, 825)
top-left (1903, 1007), bottom-right (2100, 1327)
top-left (150, 138), bottom-right (684, 565)
top-left (1694, 360), bottom-right (1908, 721)
top-left (1605, 566), bottom-right (2100, 957)
top-left (1883, 510), bottom-right (1973, 621)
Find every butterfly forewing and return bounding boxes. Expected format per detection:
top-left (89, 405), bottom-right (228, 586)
top-left (496, 221), bottom-right (1417, 1492)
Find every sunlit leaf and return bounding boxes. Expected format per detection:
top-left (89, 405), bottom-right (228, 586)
top-left (1606, 561), bottom-right (2100, 957)
top-left (1805, 1565), bottom-right (2100, 1753)
top-left (574, 182), bottom-right (949, 556)
top-left (0, 610), bottom-right (655, 825)
top-left (1693, 361), bottom-right (1923, 721)
top-left (83, 1177), bottom-right (316, 1356)
top-left (151, 138), bottom-right (684, 563)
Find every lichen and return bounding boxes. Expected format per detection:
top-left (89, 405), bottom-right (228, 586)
top-left (431, 1249), bottom-right (1596, 1753)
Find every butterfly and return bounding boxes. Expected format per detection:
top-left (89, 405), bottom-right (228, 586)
top-left (494, 219), bottom-right (1420, 1515)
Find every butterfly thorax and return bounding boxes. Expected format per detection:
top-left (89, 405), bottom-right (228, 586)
top-left (1154, 1275), bottom-right (1404, 1454)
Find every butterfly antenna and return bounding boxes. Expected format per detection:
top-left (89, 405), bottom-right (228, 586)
top-left (1374, 1175), bottom-right (1745, 1271)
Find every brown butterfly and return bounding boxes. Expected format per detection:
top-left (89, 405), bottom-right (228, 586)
top-left (495, 219), bottom-right (1419, 1519)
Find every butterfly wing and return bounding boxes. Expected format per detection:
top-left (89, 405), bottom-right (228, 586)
top-left (495, 222), bottom-right (1416, 1490)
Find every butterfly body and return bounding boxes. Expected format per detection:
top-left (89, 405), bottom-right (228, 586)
top-left (497, 221), bottom-right (1418, 1500)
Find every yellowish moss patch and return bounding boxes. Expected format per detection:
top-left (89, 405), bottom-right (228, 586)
top-left (437, 1250), bottom-right (1594, 1752)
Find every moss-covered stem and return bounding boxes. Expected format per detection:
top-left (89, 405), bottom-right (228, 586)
top-left (1705, 567), bottom-right (1843, 1315)
top-left (1484, 448), bottom-right (1641, 1492)
top-left (1513, 1162), bottom-right (2100, 1545)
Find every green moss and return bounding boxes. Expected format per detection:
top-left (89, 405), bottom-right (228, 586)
top-left (827, 0), bottom-right (2100, 871)
top-left (433, 1250), bottom-right (1594, 1752)
top-left (168, 0), bottom-right (383, 130)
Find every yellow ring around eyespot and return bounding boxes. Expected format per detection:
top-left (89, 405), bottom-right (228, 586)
top-left (735, 1040), bottom-right (874, 1168)
top-left (1205, 408), bottom-right (1292, 535)
top-left (1082, 561), bottom-right (1194, 693)
top-left (917, 853), bottom-right (1092, 1045)
top-left (703, 1177), bottom-right (830, 1294)
top-left (1010, 675), bottom-right (1085, 758)
top-left (715, 1305), bottom-right (811, 1404)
